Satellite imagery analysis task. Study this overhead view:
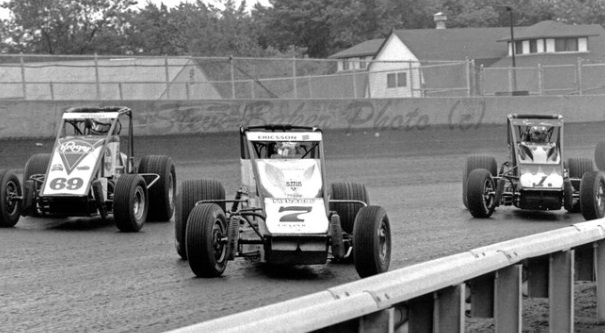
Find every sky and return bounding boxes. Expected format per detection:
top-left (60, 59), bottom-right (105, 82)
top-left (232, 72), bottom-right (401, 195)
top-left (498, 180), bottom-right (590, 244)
top-left (0, 0), bottom-right (272, 19)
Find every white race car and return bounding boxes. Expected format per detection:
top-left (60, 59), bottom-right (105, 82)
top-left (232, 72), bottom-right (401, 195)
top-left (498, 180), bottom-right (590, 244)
top-left (176, 125), bottom-right (391, 278)
top-left (20, 106), bottom-right (176, 231)
top-left (464, 114), bottom-right (605, 220)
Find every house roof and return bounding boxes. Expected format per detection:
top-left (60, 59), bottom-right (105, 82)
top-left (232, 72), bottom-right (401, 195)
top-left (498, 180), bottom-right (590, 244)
top-left (329, 38), bottom-right (384, 59)
top-left (497, 20), bottom-right (603, 41)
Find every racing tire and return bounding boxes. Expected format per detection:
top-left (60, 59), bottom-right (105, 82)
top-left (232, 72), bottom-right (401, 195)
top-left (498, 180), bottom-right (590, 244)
top-left (0, 170), bottom-right (21, 227)
top-left (114, 174), bottom-right (148, 232)
top-left (463, 155), bottom-right (497, 209)
top-left (23, 153), bottom-right (51, 217)
top-left (580, 171), bottom-right (605, 221)
top-left (352, 205), bottom-right (391, 278)
top-left (186, 203), bottom-right (228, 277)
top-left (467, 169), bottom-right (496, 218)
top-left (329, 182), bottom-right (369, 234)
top-left (138, 155), bottom-right (176, 222)
top-left (595, 141), bottom-right (605, 171)
top-left (175, 179), bottom-right (225, 260)
top-left (568, 158), bottom-right (594, 180)
top-left (564, 179), bottom-right (576, 212)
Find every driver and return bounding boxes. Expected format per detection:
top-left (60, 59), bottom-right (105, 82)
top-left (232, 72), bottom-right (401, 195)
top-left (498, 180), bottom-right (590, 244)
top-left (272, 142), bottom-right (300, 158)
top-left (86, 119), bottom-right (113, 135)
top-left (528, 125), bottom-right (549, 144)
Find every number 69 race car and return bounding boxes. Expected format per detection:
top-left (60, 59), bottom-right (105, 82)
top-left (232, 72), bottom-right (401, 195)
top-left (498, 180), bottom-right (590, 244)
top-left (463, 114), bottom-right (605, 220)
top-left (19, 106), bottom-right (176, 232)
top-left (176, 125), bottom-right (391, 278)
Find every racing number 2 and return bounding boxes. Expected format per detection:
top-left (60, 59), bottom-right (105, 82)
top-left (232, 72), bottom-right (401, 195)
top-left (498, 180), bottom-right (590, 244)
top-left (278, 206), bottom-right (312, 222)
top-left (50, 177), bottom-right (84, 191)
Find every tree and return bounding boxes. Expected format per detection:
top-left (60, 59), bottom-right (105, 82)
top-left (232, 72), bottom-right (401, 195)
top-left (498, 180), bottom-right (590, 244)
top-left (0, 0), bottom-right (136, 54)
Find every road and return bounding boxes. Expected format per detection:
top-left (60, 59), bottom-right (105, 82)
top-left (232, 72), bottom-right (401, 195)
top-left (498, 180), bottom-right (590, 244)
top-left (1, 122), bottom-right (603, 332)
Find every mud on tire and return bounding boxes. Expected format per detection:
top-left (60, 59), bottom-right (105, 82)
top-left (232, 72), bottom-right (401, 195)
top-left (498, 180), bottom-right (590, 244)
top-left (353, 205), bottom-right (391, 278)
top-left (186, 203), bottom-right (228, 277)
top-left (114, 174), bottom-right (148, 232)
top-left (466, 169), bottom-right (496, 218)
top-left (463, 155), bottom-right (497, 209)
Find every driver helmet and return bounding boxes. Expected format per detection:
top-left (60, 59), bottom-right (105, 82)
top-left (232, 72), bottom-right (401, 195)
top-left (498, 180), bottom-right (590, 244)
top-left (90, 119), bottom-right (112, 134)
top-left (276, 142), bottom-right (299, 158)
top-left (529, 125), bottom-right (548, 143)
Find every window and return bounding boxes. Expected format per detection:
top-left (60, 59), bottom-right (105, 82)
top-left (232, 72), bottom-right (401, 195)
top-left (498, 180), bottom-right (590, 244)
top-left (342, 59), bottom-right (350, 71)
top-left (555, 38), bottom-right (578, 52)
top-left (529, 39), bottom-right (537, 53)
top-left (360, 57), bottom-right (367, 69)
top-left (387, 72), bottom-right (407, 88)
top-left (515, 40), bottom-right (523, 54)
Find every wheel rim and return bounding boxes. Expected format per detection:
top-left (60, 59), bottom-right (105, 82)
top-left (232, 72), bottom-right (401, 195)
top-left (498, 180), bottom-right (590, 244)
top-left (212, 220), bottom-right (226, 262)
top-left (597, 179), bottom-right (605, 214)
top-left (377, 218), bottom-right (389, 265)
top-left (4, 179), bottom-right (18, 215)
top-left (133, 186), bottom-right (146, 221)
top-left (482, 178), bottom-right (494, 208)
top-left (168, 173), bottom-right (175, 212)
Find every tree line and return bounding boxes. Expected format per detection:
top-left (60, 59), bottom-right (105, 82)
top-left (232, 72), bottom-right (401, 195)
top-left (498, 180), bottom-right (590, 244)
top-left (1, 0), bottom-right (603, 58)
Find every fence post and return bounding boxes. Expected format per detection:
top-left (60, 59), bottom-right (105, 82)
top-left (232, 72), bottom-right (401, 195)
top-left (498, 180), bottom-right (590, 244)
top-left (50, 82), bottom-right (55, 101)
top-left (94, 53), bottom-right (100, 100)
top-left (409, 61), bottom-right (414, 97)
top-left (577, 57), bottom-right (583, 95)
top-left (230, 56), bottom-right (235, 99)
top-left (20, 53), bottom-right (26, 100)
top-left (119, 83), bottom-right (123, 100)
top-left (292, 57), bottom-right (298, 99)
top-left (466, 58), bottom-right (471, 96)
top-left (164, 56), bottom-right (171, 100)
top-left (480, 64), bottom-right (485, 96)
top-left (538, 64), bottom-right (544, 96)
top-left (352, 70), bottom-right (358, 99)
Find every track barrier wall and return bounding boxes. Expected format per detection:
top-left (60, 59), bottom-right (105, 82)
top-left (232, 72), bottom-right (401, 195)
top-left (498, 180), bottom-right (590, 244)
top-left (1, 95), bottom-right (605, 139)
top-left (167, 219), bottom-right (605, 333)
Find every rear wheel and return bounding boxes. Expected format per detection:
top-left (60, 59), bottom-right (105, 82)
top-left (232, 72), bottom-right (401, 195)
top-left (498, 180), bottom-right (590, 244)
top-left (568, 158), bottom-right (594, 212)
top-left (0, 170), bottom-right (21, 227)
top-left (138, 155), bottom-right (176, 222)
top-left (186, 203), bottom-right (228, 277)
top-left (463, 155), bottom-right (497, 209)
top-left (23, 154), bottom-right (51, 217)
top-left (467, 169), bottom-right (496, 218)
top-left (329, 182), bottom-right (369, 234)
top-left (353, 206), bottom-right (391, 278)
top-left (114, 174), bottom-right (148, 232)
top-left (595, 141), bottom-right (605, 171)
top-left (580, 171), bottom-right (605, 221)
top-left (175, 179), bottom-right (225, 260)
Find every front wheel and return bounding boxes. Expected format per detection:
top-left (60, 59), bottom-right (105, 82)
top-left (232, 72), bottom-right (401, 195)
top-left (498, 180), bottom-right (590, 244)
top-left (353, 206), bottom-right (391, 278)
top-left (114, 174), bottom-right (148, 232)
top-left (580, 171), bottom-right (605, 221)
top-left (186, 203), bottom-right (228, 277)
top-left (0, 170), bottom-right (21, 227)
top-left (466, 169), bottom-right (496, 218)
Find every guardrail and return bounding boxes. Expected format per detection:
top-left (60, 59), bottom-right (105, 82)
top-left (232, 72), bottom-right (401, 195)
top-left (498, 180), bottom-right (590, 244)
top-left (166, 219), bottom-right (605, 333)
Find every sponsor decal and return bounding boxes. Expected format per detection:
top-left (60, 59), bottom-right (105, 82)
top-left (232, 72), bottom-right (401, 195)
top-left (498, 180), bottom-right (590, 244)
top-left (77, 166), bottom-right (90, 170)
top-left (272, 198), bottom-right (314, 204)
top-left (56, 138), bottom-right (104, 175)
top-left (51, 164), bottom-right (63, 172)
top-left (257, 135), bottom-right (298, 140)
top-left (286, 180), bottom-right (302, 191)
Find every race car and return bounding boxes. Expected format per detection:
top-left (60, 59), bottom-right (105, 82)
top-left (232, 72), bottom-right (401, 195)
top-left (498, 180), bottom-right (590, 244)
top-left (463, 114), bottom-right (605, 220)
top-left (176, 125), bottom-right (391, 278)
top-left (20, 106), bottom-right (176, 231)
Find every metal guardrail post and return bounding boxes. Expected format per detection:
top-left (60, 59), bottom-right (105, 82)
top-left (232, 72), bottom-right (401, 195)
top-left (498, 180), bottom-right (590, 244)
top-left (435, 284), bottom-right (465, 332)
top-left (597, 240), bottom-right (605, 323)
top-left (495, 265), bottom-right (522, 333)
top-left (549, 250), bottom-right (574, 332)
top-left (408, 293), bottom-right (433, 332)
top-left (470, 274), bottom-right (494, 318)
top-left (528, 256), bottom-right (549, 297)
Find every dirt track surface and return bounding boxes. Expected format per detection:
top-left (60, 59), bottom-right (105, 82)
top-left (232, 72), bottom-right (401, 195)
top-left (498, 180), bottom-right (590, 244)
top-left (1, 122), bottom-right (605, 332)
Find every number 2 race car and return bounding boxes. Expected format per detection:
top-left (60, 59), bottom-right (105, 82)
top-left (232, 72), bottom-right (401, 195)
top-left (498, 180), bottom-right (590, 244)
top-left (176, 125), bottom-right (392, 278)
top-left (464, 114), bottom-right (605, 220)
top-left (18, 106), bottom-right (176, 231)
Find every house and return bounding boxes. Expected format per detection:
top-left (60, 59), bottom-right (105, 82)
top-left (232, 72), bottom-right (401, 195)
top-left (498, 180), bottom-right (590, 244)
top-left (0, 57), bottom-right (222, 100)
top-left (329, 15), bottom-right (605, 97)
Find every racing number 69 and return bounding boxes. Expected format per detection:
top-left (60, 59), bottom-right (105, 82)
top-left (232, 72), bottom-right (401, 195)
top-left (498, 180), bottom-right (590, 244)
top-left (278, 206), bottom-right (312, 222)
top-left (50, 177), bottom-right (84, 191)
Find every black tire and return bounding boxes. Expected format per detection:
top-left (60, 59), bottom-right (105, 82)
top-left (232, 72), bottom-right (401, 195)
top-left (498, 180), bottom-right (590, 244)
top-left (175, 179), bottom-right (225, 260)
top-left (329, 182), bottom-right (369, 234)
top-left (186, 203), bottom-right (228, 277)
top-left (138, 155), bottom-right (176, 222)
top-left (23, 153), bottom-right (51, 217)
top-left (0, 170), bottom-right (21, 227)
top-left (568, 158), bottom-right (594, 180)
top-left (580, 171), bottom-right (605, 221)
top-left (564, 179), bottom-right (576, 212)
top-left (595, 141), bottom-right (605, 171)
top-left (353, 206), bottom-right (391, 278)
top-left (463, 155), bottom-right (497, 209)
top-left (467, 169), bottom-right (496, 218)
top-left (114, 174), bottom-right (148, 232)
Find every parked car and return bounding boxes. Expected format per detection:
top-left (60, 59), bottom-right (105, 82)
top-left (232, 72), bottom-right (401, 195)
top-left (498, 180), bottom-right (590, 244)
top-left (176, 124), bottom-right (391, 278)
top-left (20, 106), bottom-right (176, 231)
top-left (463, 114), bottom-right (604, 220)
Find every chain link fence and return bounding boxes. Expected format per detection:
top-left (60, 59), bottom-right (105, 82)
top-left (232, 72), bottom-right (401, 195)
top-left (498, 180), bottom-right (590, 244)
top-left (0, 54), bottom-right (604, 100)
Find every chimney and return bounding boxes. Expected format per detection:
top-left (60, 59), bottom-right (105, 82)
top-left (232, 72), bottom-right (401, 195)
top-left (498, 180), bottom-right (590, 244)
top-left (434, 12), bottom-right (447, 29)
